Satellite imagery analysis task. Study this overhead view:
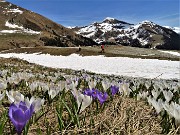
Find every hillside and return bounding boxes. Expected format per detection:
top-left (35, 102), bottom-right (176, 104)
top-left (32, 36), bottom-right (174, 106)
top-left (0, 0), bottom-right (96, 50)
top-left (72, 17), bottom-right (180, 50)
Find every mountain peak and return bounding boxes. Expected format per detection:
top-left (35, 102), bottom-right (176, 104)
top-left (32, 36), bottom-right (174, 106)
top-left (104, 17), bottom-right (115, 21)
top-left (102, 17), bottom-right (132, 25)
top-left (139, 20), bottom-right (156, 26)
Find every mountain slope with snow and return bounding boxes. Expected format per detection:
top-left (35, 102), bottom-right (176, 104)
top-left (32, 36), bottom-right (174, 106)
top-left (72, 18), bottom-right (180, 50)
top-left (0, 0), bottom-right (96, 50)
top-left (163, 26), bottom-right (180, 34)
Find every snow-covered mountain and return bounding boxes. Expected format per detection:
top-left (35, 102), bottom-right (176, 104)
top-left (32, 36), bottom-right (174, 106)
top-left (163, 26), bottom-right (180, 34)
top-left (72, 17), bottom-right (180, 50)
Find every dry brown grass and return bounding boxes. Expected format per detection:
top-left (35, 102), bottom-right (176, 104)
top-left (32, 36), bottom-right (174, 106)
top-left (0, 45), bottom-right (179, 61)
top-left (24, 96), bottom-right (164, 135)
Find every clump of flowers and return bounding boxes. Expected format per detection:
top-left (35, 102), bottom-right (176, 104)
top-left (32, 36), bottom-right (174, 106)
top-left (71, 89), bottom-right (92, 113)
top-left (84, 88), bottom-right (108, 105)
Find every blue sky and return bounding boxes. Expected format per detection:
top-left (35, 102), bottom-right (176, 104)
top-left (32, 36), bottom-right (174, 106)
top-left (7, 0), bottom-right (180, 27)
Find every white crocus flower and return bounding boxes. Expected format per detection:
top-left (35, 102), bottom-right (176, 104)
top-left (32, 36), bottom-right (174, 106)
top-left (120, 82), bottom-right (131, 97)
top-left (85, 75), bottom-right (91, 82)
top-left (16, 72), bottom-right (30, 81)
top-left (29, 82), bottom-right (39, 91)
top-left (40, 83), bottom-right (49, 92)
top-left (131, 85), bottom-right (137, 92)
top-left (101, 79), bottom-right (111, 91)
top-left (171, 85), bottom-right (178, 92)
top-left (147, 96), bottom-right (153, 105)
top-left (145, 81), bottom-right (151, 89)
top-left (163, 101), bottom-right (174, 118)
top-left (142, 91), bottom-right (149, 99)
top-left (70, 80), bottom-right (78, 90)
top-left (137, 93), bottom-right (141, 101)
top-left (88, 79), bottom-right (97, 90)
top-left (0, 79), bottom-right (7, 90)
top-left (64, 79), bottom-right (73, 91)
top-left (6, 90), bottom-right (24, 104)
top-left (153, 84), bottom-right (160, 91)
top-left (162, 81), bottom-right (169, 89)
top-left (151, 89), bottom-right (161, 100)
top-left (163, 102), bottom-right (180, 125)
top-left (7, 76), bottom-right (19, 84)
top-left (0, 90), bottom-right (5, 101)
top-left (48, 89), bottom-right (58, 99)
top-left (149, 98), bottom-right (163, 114)
top-left (25, 96), bottom-right (35, 106)
top-left (25, 97), bottom-right (45, 112)
top-left (56, 83), bottom-right (63, 93)
top-left (0, 70), bottom-right (7, 77)
top-left (163, 90), bottom-right (173, 102)
top-left (48, 83), bottom-right (61, 99)
top-left (137, 91), bottom-right (148, 100)
top-left (58, 81), bottom-right (66, 91)
top-left (71, 89), bottom-right (92, 113)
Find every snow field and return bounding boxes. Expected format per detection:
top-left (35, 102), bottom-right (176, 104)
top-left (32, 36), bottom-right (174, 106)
top-left (0, 53), bottom-right (179, 79)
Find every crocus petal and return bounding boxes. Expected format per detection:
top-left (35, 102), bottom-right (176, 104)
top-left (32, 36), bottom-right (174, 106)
top-left (9, 103), bottom-right (18, 120)
top-left (48, 89), bottom-right (57, 99)
top-left (25, 104), bottom-right (34, 121)
top-left (12, 109), bottom-right (26, 134)
top-left (84, 88), bottom-right (92, 96)
top-left (91, 88), bottom-right (99, 99)
top-left (12, 109), bottom-right (26, 123)
top-left (0, 91), bottom-right (5, 101)
top-left (77, 93), bottom-right (92, 113)
top-left (71, 89), bottom-right (78, 99)
top-left (6, 91), bottom-right (15, 103)
top-left (33, 98), bottom-right (44, 112)
top-left (19, 101), bottom-right (28, 112)
top-left (97, 92), bottom-right (108, 105)
top-left (110, 85), bottom-right (119, 96)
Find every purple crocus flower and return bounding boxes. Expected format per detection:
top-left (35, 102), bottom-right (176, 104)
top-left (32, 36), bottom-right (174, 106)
top-left (91, 88), bottom-right (99, 99)
top-left (9, 101), bottom-right (34, 135)
top-left (110, 85), bottom-right (119, 96)
top-left (97, 92), bottom-right (108, 105)
top-left (84, 88), bottom-right (99, 99)
top-left (84, 88), bottom-right (92, 96)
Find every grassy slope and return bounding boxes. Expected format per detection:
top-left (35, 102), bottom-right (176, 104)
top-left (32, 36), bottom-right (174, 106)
top-left (0, 45), bottom-right (179, 61)
top-left (0, 34), bottom-right (41, 50)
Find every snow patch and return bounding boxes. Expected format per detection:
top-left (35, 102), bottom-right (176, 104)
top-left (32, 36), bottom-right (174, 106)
top-left (141, 54), bottom-right (155, 56)
top-left (163, 26), bottom-right (180, 34)
top-left (7, 8), bottom-right (23, 14)
top-left (5, 21), bottom-right (23, 29)
top-left (78, 25), bottom-right (96, 33)
top-left (0, 30), bottom-right (19, 33)
top-left (2, 21), bottom-right (41, 34)
top-left (0, 53), bottom-right (179, 79)
top-left (159, 50), bottom-right (180, 57)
